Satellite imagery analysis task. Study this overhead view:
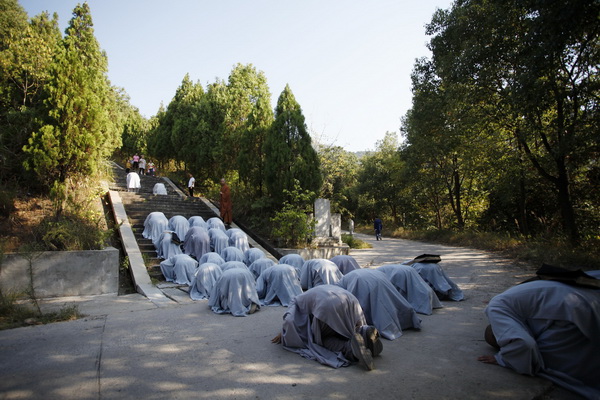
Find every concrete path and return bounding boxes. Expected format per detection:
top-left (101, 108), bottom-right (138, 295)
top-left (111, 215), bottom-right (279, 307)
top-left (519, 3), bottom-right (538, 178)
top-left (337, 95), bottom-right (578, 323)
top-left (0, 234), bottom-right (582, 399)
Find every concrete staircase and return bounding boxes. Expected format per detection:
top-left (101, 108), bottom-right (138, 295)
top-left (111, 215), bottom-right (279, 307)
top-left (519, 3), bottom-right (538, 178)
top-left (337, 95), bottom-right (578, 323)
top-left (107, 163), bottom-right (278, 305)
top-left (109, 165), bottom-right (220, 281)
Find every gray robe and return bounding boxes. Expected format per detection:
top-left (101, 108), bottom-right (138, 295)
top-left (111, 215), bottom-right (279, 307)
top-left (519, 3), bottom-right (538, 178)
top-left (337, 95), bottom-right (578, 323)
top-left (188, 216), bottom-right (208, 229)
top-left (486, 275), bottom-right (600, 399)
top-left (244, 248), bottom-right (266, 266)
top-left (168, 215), bottom-right (190, 243)
top-left (220, 246), bottom-right (245, 263)
top-left (159, 254), bottom-right (198, 285)
top-left (279, 254), bottom-right (305, 276)
top-left (330, 255), bottom-right (361, 275)
top-left (408, 261), bottom-right (464, 301)
top-left (152, 183), bottom-right (167, 195)
top-left (226, 228), bottom-right (250, 253)
top-left (220, 261), bottom-right (250, 273)
top-left (208, 268), bottom-right (260, 317)
top-left (299, 259), bottom-right (343, 290)
top-left (337, 269), bottom-right (421, 340)
top-left (198, 252), bottom-right (225, 267)
top-left (249, 258), bottom-right (276, 280)
top-left (377, 264), bottom-right (442, 315)
top-left (142, 212), bottom-right (168, 244)
top-left (156, 231), bottom-right (182, 260)
top-left (281, 285), bottom-right (367, 368)
top-left (256, 264), bottom-right (302, 306)
top-left (207, 217), bottom-right (226, 232)
top-left (189, 263), bottom-right (223, 300)
top-left (182, 226), bottom-right (210, 259)
top-left (208, 228), bottom-right (229, 254)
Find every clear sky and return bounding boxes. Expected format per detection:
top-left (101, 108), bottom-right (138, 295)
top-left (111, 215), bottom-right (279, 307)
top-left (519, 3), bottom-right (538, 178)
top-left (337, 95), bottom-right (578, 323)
top-left (19, 0), bottom-right (454, 152)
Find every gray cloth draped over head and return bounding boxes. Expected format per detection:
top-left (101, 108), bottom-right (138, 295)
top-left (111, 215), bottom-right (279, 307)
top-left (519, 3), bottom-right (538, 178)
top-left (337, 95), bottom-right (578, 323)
top-left (152, 183), bottom-right (167, 195)
top-left (377, 264), bottom-right (442, 315)
top-left (159, 254), bottom-right (198, 285)
top-left (485, 273), bottom-right (600, 399)
top-left (156, 231), bottom-right (182, 259)
top-left (208, 268), bottom-right (260, 317)
top-left (300, 259), bottom-right (343, 290)
top-left (249, 258), bottom-right (276, 280)
top-left (142, 212), bottom-right (168, 245)
top-left (407, 261), bottom-right (464, 301)
top-left (330, 255), bottom-right (361, 275)
top-left (281, 285), bottom-right (367, 368)
top-left (336, 269), bottom-right (421, 340)
top-left (189, 263), bottom-right (223, 300)
top-left (256, 264), bottom-right (302, 306)
top-left (168, 215), bottom-right (190, 243)
top-left (279, 254), bottom-right (305, 275)
top-left (182, 226), bottom-right (210, 259)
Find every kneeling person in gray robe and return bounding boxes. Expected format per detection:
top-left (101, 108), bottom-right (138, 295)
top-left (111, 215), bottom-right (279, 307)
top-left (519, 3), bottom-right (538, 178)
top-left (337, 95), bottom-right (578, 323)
top-left (208, 268), bottom-right (260, 317)
top-left (272, 285), bottom-right (382, 370)
top-left (479, 270), bottom-right (600, 399)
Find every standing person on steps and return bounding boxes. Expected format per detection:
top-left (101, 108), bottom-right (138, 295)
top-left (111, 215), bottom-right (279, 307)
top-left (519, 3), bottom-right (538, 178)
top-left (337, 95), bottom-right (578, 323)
top-left (220, 178), bottom-right (233, 227)
top-left (187, 173), bottom-right (195, 197)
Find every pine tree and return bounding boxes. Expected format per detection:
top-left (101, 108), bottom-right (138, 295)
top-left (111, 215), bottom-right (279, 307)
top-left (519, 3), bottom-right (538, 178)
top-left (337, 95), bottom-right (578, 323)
top-left (264, 84), bottom-right (321, 206)
top-left (23, 3), bottom-right (121, 210)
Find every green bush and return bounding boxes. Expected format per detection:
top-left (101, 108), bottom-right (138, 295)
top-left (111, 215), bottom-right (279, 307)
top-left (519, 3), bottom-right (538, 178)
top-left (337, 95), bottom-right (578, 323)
top-left (341, 233), bottom-right (372, 249)
top-left (34, 214), bottom-right (110, 251)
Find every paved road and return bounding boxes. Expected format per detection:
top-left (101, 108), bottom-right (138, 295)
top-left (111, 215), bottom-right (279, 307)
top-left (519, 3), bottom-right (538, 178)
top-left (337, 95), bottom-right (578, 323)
top-left (0, 234), bottom-right (581, 399)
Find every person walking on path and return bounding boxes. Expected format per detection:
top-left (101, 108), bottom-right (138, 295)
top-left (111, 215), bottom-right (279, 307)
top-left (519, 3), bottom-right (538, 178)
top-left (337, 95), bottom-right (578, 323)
top-left (374, 217), bottom-right (383, 240)
top-left (187, 173), bottom-right (195, 197)
top-left (348, 218), bottom-right (354, 236)
top-left (220, 178), bottom-right (233, 227)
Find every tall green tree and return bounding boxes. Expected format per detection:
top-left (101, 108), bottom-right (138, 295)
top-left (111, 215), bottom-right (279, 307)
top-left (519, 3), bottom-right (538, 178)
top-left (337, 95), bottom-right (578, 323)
top-left (0, 5), bottom-right (60, 183)
top-left (225, 64), bottom-right (273, 194)
top-left (23, 3), bottom-right (121, 211)
top-left (426, 0), bottom-right (600, 243)
top-left (403, 58), bottom-right (495, 229)
top-left (169, 73), bottom-right (204, 170)
top-left (264, 84), bottom-right (321, 206)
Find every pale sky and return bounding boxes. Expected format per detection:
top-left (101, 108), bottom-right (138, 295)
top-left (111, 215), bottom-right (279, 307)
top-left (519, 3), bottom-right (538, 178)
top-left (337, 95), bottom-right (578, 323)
top-left (19, 0), bottom-right (454, 152)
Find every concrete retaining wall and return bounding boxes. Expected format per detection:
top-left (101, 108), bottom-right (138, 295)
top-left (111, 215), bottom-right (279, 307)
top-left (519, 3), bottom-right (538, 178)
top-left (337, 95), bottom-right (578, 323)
top-left (0, 247), bottom-right (119, 298)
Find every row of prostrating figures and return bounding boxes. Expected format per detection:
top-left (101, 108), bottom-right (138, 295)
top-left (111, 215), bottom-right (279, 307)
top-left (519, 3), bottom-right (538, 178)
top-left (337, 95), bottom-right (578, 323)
top-left (142, 209), bottom-right (464, 332)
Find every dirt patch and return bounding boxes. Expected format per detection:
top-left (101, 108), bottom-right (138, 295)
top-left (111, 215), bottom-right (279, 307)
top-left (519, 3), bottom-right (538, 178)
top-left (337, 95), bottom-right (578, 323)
top-left (0, 196), bottom-right (54, 253)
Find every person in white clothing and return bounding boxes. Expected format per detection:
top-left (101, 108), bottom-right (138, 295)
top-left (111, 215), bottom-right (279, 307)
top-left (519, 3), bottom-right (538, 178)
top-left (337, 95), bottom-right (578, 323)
top-left (187, 173), bottom-right (195, 197)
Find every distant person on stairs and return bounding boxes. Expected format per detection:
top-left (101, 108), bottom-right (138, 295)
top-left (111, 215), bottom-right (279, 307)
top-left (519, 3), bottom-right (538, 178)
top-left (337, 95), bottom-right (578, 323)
top-left (187, 173), bottom-right (195, 197)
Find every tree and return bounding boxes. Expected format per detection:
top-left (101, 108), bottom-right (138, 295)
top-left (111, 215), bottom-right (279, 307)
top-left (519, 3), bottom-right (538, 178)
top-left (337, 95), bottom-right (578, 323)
top-left (426, 0), bottom-right (600, 243)
top-left (0, 5), bottom-right (61, 183)
top-left (23, 3), bottom-right (121, 212)
top-left (355, 132), bottom-right (408, 224)
top-left (226, 64), bottom-right (273, 196)
top-left (264, 84), bottom-right (321, 206)
top-left (169, 73), bottom-right (204, 170)
top-left (317, 144), bottom-right (359, 217)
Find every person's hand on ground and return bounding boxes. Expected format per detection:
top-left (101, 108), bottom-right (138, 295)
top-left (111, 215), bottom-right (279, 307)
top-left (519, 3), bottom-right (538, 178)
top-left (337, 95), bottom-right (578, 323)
top-left (477, 355), bottom-right (498, 364)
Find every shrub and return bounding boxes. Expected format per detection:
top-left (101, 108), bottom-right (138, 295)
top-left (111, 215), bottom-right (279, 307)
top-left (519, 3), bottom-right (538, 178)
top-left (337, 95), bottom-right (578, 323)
top-left (34, 213), bottom-right (110, 251)
top-left (341, 233), bottom-right (372, 249)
